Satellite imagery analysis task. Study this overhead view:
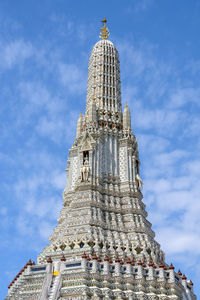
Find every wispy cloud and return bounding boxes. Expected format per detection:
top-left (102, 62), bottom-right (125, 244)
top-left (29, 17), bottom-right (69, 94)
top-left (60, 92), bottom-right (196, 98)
top-left (169, 87), bottom-right (200, 109)
top-left (58, 63), bottom-right (87, 94)
top-left (124, 0), bottom-right (154, 14)
top-left (0, 39), bottom-right (34, 70)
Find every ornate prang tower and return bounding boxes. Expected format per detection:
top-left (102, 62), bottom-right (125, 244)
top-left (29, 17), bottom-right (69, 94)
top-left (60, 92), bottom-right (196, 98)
top-left (6, 19), bottom-right (196, 300)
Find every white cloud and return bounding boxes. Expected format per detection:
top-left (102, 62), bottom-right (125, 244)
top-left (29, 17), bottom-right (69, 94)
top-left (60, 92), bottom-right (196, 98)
top-left (14, 80), bottom-right (79, 143)
top-left (134, 0), bottom-right (154, 12)
top-left (58, 63), bottom-right (86, 94)
top-left (184, 160), bottom-right (200, 175)
top-left (13, 160), bottom-right (64, 244)
top-left (154, 150), bottom-right (188, 168)
top-left (25, 196), bottom-right (62, 219)
top-left (16, 215), bottom-right (34, 236)
top-left (157, 227), bottom-right (200, 255)
top-left (50, 170), bottom-right (66, 190)
top-left (0, 39), bottom-right (34, 70)
top-left (139, 134), bottom-right (170, 153)
top-left (143, 149), bottom-right (200, 265)
top-left (0, 207), bottom-right (7, 216)
top-left (36, 109), bottom-right (78, 143)
top-left (183, 116), bottom-right (200, 137)
top-left (36, 116), bottom-right (67, 142)
top-left (124, 0), bottom-right (155, 17)
top-left (18, 81), bottom-right (53, 112)
top-left (133, 104), bottom-right (183, 134)
top-left (169, 88), bottom-right (200, 109)
top-left (39, 221), bottom-right (54, 240)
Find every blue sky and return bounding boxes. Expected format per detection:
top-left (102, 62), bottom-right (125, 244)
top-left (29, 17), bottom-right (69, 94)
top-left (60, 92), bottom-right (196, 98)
top-left (0, 0), bottom-right (200, 297)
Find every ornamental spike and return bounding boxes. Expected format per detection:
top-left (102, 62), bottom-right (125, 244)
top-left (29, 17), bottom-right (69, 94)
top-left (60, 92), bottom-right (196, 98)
top-left (99, 17), bottom-right (110, 40)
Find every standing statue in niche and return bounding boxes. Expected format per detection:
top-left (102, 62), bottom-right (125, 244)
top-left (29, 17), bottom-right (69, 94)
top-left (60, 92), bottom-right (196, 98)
top-left (135, 158), bottom-right (143, 191)
top-left (81, 156), bottom-right (90, 182)
top-left (136, 173), bottom-right (143, 191)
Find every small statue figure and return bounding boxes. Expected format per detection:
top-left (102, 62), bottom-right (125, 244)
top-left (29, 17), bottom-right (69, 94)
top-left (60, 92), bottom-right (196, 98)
top-left (136, 173), bottom-right (143, 191)
top-left (81, 157), bottom-right (90, 182)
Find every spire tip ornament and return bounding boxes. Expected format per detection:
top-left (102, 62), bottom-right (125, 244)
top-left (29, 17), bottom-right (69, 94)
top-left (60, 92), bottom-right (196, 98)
top-left (99, 17), bottom-right (110, 40)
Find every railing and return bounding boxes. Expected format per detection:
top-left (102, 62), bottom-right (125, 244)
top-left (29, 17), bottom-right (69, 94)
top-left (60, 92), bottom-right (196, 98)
top-left (38, 273), bottom-right (52, 300)
top-left (53, 274), bottom-right (62, 300)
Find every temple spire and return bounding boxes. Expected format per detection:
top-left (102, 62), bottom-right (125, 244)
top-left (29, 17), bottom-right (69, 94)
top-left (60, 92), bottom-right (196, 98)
top-left (76, 113), bottom-right (82, 139)
top-left (123, 103), bottom-right (131, 130)
top-left (6, 19), bottom-right (197, 300)
top-left (99, 17), bottom-right (110, 40)
top-left (87, 23), bottom-right (122, 121)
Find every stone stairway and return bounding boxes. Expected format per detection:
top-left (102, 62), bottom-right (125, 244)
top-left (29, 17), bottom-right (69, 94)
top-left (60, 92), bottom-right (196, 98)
top-left (48, 274), bottom-right (61, 300)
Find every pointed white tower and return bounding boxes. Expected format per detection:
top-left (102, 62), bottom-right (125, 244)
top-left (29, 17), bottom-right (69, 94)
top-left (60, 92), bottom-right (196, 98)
top-left (86, 20), bottom-right (122, 125)
top-left (6, 19), bottom-right (196, 300)
top-left (39, 18), bottom-right (163, 265)
top-left (76, 113), bottom-right (83, 139)
top-left (123, 103), bottom-right (131, 129)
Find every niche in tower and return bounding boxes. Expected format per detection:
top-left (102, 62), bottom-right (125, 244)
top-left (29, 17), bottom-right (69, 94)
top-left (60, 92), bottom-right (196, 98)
top-left (136, 159), bottom-right (139, 174)
top-left (83, 150), bottom-right (89, 165)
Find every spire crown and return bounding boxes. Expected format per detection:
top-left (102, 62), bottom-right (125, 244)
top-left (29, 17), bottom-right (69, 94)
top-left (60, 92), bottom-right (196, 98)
top-left (99, 17), bottom-right (110, 40)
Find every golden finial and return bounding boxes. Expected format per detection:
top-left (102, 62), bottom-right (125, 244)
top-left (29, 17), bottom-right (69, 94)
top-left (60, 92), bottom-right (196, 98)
top-left (99, 17), bottom-right (110, 40)
top-left (91, 96), bottom-right (96, 101)
top-left (125, 103), bottom-right (128, 108)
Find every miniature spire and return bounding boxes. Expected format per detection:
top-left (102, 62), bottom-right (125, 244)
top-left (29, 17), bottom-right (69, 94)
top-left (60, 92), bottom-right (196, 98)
top-left (99, 17), bottom-right (110, 40)
top-left (76, 113), bottom-right (83, 139)
top-left (123, 103), bottom-right (131, 130)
